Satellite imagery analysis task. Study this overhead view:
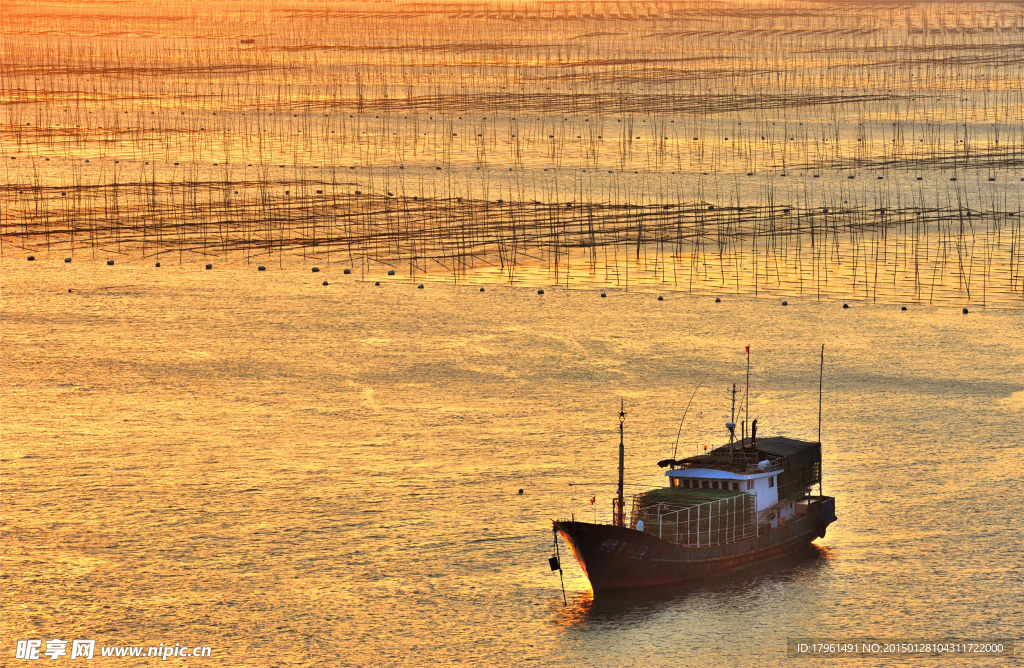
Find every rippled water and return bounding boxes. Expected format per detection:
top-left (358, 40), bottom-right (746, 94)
top-left (2, 254), bottom-right (1022, 666)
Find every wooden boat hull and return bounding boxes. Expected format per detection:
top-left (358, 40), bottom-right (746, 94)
top-left (554, 497), bottom-right (836, 592)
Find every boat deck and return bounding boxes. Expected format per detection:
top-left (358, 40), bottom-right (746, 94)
top-left (633, 486), bottom-right (746, 507)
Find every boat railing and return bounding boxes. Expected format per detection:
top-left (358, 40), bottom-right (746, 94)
top-left (629, 493), bottom-right (758, 548)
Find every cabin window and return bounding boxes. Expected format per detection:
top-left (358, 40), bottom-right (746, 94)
top-left (769, 476), bottom-right (775, 488)
top-left (746, 480), bottom-right (754, 490)
top-left (732, 482), bottom-right (740, 491)
top-left (671, 477), bottom-right (680, 488)
top-left (685, 479), bottom-right (693, 488)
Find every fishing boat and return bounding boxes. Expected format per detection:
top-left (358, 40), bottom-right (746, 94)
top-left (551, 349), bottom-right (837, 593)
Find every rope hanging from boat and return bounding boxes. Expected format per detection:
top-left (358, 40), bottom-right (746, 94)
top-left (670, 378), bottom-right (706, 462)
top-left (550, 527), bottom-right (567, 605)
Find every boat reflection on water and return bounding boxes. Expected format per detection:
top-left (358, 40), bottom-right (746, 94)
top-left (553, 543), bottom-right (834, 627)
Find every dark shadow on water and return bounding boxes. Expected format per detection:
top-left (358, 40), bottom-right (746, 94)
top-left (554, 543), bottom-right (834, 627)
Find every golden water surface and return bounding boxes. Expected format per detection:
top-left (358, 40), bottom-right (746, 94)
top-left (2, 255), bottom-right (1022, 666)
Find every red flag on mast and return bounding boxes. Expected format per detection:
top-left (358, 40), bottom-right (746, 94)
top-left (745, 345), bottom-right (750, 353)
top-left (589, 497), bottom-right (596, 505)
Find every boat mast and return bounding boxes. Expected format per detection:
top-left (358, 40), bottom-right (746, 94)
top-left (818, 343), bottom-right (825, 496)
top-left (730, 383), bottom-right (737, 439)
top-left (744, 345), bottom-right (750, 448)
top-left (727, 383), bottom-right (737, 462)
top-left (617, 398), bottom-right (625, 527)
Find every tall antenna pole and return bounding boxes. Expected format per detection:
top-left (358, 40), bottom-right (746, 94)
top-left (617, 399), bottom-right (625, 528)
top-left (727, 383), bottom-right (737, 462)
top-left (818, 344), bottom-right (825, 496)
top-left (744, 345), bottom-right (750, 447)
top-left (730, 383), bottom-right (737, 436)
top-left (818, 344), bottom-right (825, 444)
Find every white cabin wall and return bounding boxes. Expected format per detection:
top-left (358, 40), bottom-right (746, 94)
top-left (780, 500), bottom-right (796, 522)
top-left (753, 475), bottom-right (778, 511)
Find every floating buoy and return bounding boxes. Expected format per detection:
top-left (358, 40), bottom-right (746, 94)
top-left (417, 284), bottom-right (424, 289)
top-left (518, 489), bottom-right (523, 495)
top-left (781, 300), bottom-right (788, 306)
top-left (479, 287), bottom-right (485, 292)
top-left (658, 295), bottom-right (664, 301)
top-left (962, 307), bottom-right (969, 314)
top-left (257, 266), bottom-right (266, 271)
top-left (27, 256), bottom-right (35, 261)
top-left (388, 269), bottom-right (396, 276)
top-left (374, 281), bottom-right (380, 286)
top-left (322, 281), bottom-right (329, 286)
top-left (901, 306), bottom-right (907, 311)
top-left (205, 264), bottom-right (212, 270)
top-left (600, 292), bottom-right (607, 298)
top-left (155, 262), bottom-right (161, 267)
top-left (715, 297), bottom-right (721, 303)
top-left (64, 258), bottom-right (72, 263)
top-left (843, 303), bottom-right (849, 309)
top-left (312, 267), bottom-right (320, 273)
top-left (107, 260), bottom-right (114, 266)
top-left (68, 288), bottom-right (72, 293)
top-left (343, 268), bottom-right (351, 275)
top-left (537, 289), bottom-right (545, 295)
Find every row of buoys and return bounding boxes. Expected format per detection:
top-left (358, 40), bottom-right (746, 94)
top-left (21, 256), bottom-right (985, 312)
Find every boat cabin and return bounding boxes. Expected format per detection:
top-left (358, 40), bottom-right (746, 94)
top-left (657, 436), bottom-right (823, 529)
top-left (666, 468), bottom-right (780, 512)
